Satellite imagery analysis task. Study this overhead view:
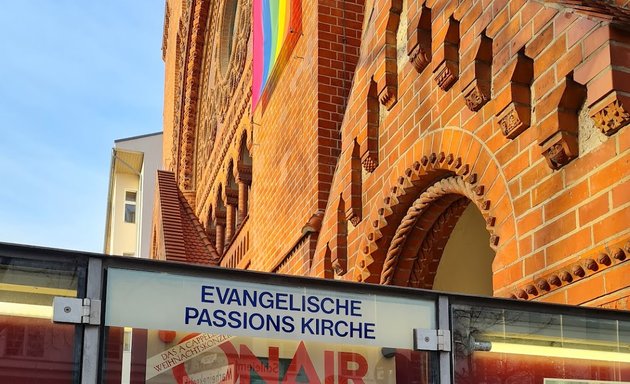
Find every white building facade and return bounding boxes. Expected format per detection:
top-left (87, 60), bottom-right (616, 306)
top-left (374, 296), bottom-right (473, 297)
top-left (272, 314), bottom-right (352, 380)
top-left (104, 132), bottom-right (162, 258)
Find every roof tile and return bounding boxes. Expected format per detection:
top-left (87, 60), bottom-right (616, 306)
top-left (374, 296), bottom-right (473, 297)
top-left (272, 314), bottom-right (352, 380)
top-left (155, 170), bottom-right (220, 265)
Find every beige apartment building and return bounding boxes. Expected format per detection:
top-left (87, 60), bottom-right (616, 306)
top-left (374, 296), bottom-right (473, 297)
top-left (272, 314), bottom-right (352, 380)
top-left (104, 132), bottom-right (163, 258)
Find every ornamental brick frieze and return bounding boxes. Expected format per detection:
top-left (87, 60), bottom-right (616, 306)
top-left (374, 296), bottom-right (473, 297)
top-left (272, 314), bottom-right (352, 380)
top-left (197, 87), bottom-right (252, 218)
top-left (589, 92), bottom-right (630, 135)
top-left (406, 4), bottom-right (431, 74)
top-left (573, 25), bottom-right (630, 136)
top-left (192, 0), bottom-right (252, 219)
top-left (495, 53), bottom-right (533, 139)
top-left (172, 0), bottom-right (252, 194)
top-left (176, 0), bottom-right (211, 190)
top-left (463, 80), bottom-right (490, 112)
top-left (170, 0), bottom-right (193, 173)
top-left (161, 2), bottom-right (170, 61)
top-left (509, 239), bottom-right (629, 301)
top-left (206, 0), bottom-right (251, 124)
top-left (196, 118), bottom-right (217, 180)
top-left (497, 104), bottom-right (530, 138)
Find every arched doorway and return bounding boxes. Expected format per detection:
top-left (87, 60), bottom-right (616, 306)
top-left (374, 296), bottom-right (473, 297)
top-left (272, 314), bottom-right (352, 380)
top-left (376, 174), bottom-right (497, 296)
top-left (432, 204), bottom-right (494, 295)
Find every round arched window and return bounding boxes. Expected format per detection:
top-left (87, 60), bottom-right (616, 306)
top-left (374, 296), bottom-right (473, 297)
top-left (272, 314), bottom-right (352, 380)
top-left (219, 0), bottom-right (239, 77)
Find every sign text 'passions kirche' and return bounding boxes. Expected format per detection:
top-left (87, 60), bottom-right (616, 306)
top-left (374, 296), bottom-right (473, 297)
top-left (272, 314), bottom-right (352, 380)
top-left (105, 268), bottom-right (435, 349)
top-left (185, 285), bottom-right (376, 340)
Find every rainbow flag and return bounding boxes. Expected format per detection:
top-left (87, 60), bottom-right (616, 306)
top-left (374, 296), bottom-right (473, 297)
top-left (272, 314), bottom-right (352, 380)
top-left (252, 0), bottom-right (299, 111)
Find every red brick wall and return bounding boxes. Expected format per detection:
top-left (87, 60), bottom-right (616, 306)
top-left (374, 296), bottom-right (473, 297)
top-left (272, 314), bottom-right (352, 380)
top-left (162, 0), bottom-right (629, 309)
top-left (310, 0), bottom-right (630, 307)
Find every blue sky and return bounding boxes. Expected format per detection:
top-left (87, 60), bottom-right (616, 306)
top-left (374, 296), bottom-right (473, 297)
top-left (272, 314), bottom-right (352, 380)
top-left (0, 2), bottom-right (165, 252)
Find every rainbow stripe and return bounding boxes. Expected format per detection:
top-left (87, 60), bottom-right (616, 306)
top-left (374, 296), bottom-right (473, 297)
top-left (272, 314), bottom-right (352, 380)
top-left (252, 0), bottom-right (293, 110)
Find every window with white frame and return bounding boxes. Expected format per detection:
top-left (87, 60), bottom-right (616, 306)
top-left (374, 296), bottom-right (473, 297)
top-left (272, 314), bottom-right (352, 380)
top-left (124, 191), bottom-right (137, 224)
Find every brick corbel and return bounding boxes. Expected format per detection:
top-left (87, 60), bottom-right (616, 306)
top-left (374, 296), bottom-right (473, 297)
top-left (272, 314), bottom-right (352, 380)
top-left (374, 0), bottom-right (402, 110)
top-left (235, 164), bottom-right (252, 185)
top-left (359, 80), bottom-right (380, 173)
top-left (344, 140), bottom-right (363, 226)
top-left (536, 76), bottom-right (586, 170)
top-left (574, 26), bottom-right (630, 136)
top-left (461, 34), bottom-right (492, 112)
top-left (407, 4), bottom-right (432, 73)
top-left (330, 198), bottom-right (348, 276)
top-left (213, 207), bottom-right (226, 226)
top-left (495, 53), bottom-right (534, 139)
top-left (432, 18), bottom-right (459, 91)
top-left (224, 186), bottom-right (239, 207)
top-left (508, 240), bottom-right (629, 301)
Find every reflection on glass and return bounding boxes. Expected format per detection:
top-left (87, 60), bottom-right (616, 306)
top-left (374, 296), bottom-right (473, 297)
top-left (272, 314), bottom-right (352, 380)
top-left (102, 327), bottom-right (437, 384)
top-left (452, 304), bottom-right (630, 383)
top-left (0, 258), bottom-right (82, 384)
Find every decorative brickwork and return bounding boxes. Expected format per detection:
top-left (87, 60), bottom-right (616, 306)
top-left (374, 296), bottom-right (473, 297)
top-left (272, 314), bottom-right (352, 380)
top-left (495, 53), bottom-right (533, 139)
top-left (537, 76), bottom-right (586, 169)
top-left (374, 0), bottom-right (402, 110)
top-left (406, 4), bottom-right (431, 73)
top-left (432, 17), bottom-right (459, 91)
top-left (360, 80), bottom-right (379, 173)
top-left (351, 146), bottom-right (507, 285)
top-left (159, 0), bottom-right (630, 310)
top-left (345, 140), bottom-right (362, 226)
top-left (509, 238), bottom-right (629, 304)
top-left (461, 34), bottom-right (492, 112)
top-left (590, 92), bottom-right (630, 136)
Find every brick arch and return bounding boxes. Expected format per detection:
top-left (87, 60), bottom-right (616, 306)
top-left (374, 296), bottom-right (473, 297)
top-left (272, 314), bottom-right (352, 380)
top-left (353, 127), bottom-right (517, 294)
top-left (381, 175), bottom-right (491, 288)
top-left (236, 129), bottom-right (253, 164)
top-left (225, 127), bottom-right (252, 173)
top-left (213, 184), bottom-right (226, 215)
top-left (225, 157), bottom-right (236, 178)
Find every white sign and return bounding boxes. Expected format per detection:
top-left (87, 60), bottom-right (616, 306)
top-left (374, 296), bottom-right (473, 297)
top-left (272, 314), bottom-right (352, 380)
top-left (105, 268), bottom-right (435, 349)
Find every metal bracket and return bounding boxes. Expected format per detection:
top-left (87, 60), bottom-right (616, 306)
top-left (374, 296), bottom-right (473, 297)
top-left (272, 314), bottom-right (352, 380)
top-left (52, 297), bottom-right (101, 325)
top-left (413, 329), bottom-right (452, 352)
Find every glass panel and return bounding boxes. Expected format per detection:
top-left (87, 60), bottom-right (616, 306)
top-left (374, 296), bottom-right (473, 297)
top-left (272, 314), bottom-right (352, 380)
top-left (125, 204), bottom-right (136, 223)
top-left (102, 328), bottom-right (438, 384)
top-left (102, 268), bottom-right (439, 383)
top-left (0, 257), bottom-right (83, 383)
top-left (126, 192), bottom-right (137, 202)
top-left (452, 304), bottom-right (630, 383)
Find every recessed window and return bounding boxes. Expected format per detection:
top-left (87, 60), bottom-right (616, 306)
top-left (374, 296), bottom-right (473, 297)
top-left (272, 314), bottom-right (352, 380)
top-left (219, 0), bottom-right (239, 77)
top-left (124, 191), bottom-right (137, 224)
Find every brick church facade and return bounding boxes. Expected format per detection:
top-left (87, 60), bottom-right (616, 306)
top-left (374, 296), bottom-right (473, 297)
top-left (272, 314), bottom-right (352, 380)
top-left (153, 0), bottom-right (630, 308)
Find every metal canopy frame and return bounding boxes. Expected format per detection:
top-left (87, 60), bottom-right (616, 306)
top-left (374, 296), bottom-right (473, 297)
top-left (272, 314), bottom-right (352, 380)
top-left (1, 241), bottom-right (628, 384)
